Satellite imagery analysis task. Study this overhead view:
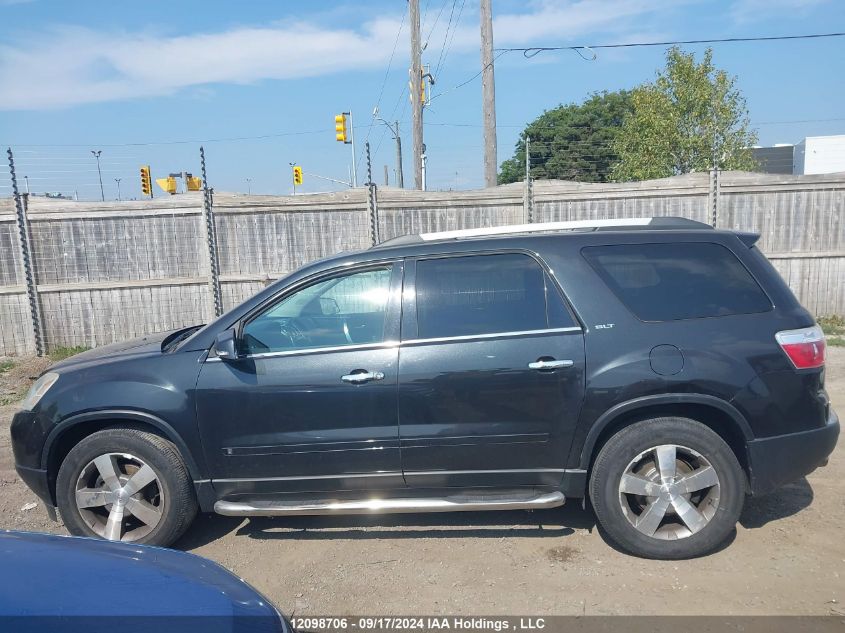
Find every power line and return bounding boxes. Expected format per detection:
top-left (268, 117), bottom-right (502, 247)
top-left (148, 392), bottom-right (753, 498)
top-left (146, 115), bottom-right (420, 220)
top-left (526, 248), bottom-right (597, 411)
top-left (6, 128), bottom-right (333, 148)
top-left (497, 32), bottom-right (845, 58)
top-left (429, 49), bottom-right (507, 104)
top-left (434, 0), bottom-right (467, 79)
top-left (359, 10), bottom-right (407, 170)
top-left (424, 0), bottom-right (450, 48)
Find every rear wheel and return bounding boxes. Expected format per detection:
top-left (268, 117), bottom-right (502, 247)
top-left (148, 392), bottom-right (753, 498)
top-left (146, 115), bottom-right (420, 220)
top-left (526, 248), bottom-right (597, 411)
top-left (589, 417), bottom-right (744, 559)
top-left (57, 428), bottom-right (197, 547)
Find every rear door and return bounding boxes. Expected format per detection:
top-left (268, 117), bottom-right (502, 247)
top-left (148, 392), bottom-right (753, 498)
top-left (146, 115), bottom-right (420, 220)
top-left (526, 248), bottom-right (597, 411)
top-left (397, 251), bottom-right (586, 489)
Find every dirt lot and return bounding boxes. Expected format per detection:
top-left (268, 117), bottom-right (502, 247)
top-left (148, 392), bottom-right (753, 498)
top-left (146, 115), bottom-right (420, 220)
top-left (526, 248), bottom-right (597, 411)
top-left (1, 351), bottom-right (843, 617)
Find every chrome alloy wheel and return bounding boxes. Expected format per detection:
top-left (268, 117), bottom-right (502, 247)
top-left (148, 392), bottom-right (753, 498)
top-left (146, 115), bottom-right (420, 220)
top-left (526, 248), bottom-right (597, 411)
top-left (618, 444), bottom-right (720, 540)
top-left (74, 453), bottom-right (165, 542)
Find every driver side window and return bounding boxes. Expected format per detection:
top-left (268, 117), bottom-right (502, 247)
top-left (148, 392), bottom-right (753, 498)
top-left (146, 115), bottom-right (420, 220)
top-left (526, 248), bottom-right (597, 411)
top-left (241, 267), bottom-right (392, 355)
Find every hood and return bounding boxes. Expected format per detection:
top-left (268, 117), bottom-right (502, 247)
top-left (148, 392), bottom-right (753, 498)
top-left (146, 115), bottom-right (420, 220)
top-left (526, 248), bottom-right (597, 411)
top-left (0, 530), bottom-right (286, 624)
top-left (50, 326), bottom-right (200, 372)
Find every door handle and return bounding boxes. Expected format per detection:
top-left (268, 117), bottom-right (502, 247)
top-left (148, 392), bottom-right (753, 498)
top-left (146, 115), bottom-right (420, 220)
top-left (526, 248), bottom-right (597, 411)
top-left (341, 371), bottom-right (385, 384)
top-left (528, 359), bottom-right (574, 370)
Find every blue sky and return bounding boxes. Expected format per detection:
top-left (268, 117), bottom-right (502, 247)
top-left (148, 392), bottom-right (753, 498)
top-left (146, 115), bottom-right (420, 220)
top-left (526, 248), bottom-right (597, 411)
top-left (1, 0), bottom-right (843, 199)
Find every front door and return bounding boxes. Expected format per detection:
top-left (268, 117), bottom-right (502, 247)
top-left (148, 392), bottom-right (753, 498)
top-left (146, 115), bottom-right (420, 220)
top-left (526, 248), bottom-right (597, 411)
top-left (398, 252), bottom-right (585, 489)
top-left (195, 263), bottom-right (404, 499)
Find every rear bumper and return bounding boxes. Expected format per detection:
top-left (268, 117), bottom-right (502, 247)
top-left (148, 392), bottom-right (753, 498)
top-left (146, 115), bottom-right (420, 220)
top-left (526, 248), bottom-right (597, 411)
top-left (747, 408), bottom-right (839, 495)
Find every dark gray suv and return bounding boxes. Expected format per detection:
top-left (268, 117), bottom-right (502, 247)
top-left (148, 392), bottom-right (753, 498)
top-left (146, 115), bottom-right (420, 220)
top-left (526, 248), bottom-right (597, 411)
top-left (11, 217), bottom-right (839, 559)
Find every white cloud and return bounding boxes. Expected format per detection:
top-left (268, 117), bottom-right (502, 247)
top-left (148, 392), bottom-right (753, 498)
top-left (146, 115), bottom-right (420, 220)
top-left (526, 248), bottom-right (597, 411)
top-left (730, 0), bottom-right (830, 22)
top-left (0, 0), bottom-right (692, 110)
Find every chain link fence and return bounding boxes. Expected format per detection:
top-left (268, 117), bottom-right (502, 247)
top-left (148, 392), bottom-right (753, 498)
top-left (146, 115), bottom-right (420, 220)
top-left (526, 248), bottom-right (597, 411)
top-left (2, 150), bottom-right (844, 356)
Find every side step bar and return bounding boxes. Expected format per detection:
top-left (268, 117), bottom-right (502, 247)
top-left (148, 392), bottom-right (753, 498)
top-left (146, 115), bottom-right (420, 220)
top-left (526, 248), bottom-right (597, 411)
top-left (214, 491), bottom-right (565, 517)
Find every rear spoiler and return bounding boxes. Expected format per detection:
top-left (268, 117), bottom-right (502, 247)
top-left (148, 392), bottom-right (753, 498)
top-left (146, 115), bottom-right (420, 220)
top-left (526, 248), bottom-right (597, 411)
top-left (734, 231), bottom-right (760, 248)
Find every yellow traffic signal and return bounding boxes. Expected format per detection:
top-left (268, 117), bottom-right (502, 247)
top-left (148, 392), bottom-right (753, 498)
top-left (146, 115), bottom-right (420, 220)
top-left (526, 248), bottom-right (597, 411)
top-left (408, 76), bottom-right (426, 106)
top-left (335, 114), bottom-right (348, 143)
top-left (156, 176), bottom-right (177, 194)
top-left (186, 176), bottom-right (202, 191)
top-left (293, 165), bottom-right (303, 186)
top-left (140, 165), bottom-right (152, 196)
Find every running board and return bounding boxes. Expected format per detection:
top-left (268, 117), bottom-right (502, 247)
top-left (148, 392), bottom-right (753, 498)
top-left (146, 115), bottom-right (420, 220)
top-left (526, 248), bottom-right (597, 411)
top-left (214, 491), bottom-right (565, 517)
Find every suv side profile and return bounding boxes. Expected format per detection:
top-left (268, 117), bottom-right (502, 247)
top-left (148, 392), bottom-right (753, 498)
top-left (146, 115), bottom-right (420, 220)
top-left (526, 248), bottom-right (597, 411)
top-left (11, 217), bottom-right (839, 559)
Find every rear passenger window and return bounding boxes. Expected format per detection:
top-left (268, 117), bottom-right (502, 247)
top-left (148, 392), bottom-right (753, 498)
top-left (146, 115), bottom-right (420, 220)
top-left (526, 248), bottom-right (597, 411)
top-left (582, 242), bottom-right (772, 321)
top-left (415, 253), bottom-right (567, 338)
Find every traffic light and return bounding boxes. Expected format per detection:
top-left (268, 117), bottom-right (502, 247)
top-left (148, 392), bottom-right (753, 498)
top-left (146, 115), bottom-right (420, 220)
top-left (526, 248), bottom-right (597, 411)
top-left (140, 165), bottom-right (152, 196)
top-left (335, 114), bottom-right (348, 143)
top-left (186, 176), bottom-right (202, 191)
top-left (293, 165), bottom-right (303, 185)
top-left (408, 73), bottom-right (426, 107)
top-left (156, 176), bottom-right (177, 194)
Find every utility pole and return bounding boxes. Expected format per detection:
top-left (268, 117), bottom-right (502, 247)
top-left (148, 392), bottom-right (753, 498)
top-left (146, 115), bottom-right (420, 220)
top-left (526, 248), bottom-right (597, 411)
top-left (410, 0), bottom-right (423, 190)
top-left (384, 165), bottom-right (389, 186)
top-left (91, 150), bottom-right (104, 201)
top-left (480, 0), bottom-right (498, 188)
top-left (114, 178), bottom-right (122, 201)
top-left (23, 175), bottom-right (29, 194)
top-left (246, 178), bottom-right (252, 195)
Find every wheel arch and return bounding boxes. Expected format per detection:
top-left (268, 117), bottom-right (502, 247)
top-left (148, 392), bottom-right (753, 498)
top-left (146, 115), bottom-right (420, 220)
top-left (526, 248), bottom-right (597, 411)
top-left (43, 410), bottom-right (204, 504)
top-left (579, 394), bottom-right (754, 484)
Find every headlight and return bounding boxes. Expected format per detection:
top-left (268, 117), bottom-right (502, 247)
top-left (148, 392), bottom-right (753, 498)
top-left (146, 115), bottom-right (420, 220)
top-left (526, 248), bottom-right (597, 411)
top-left (19, 372), bottom-right (59, 411)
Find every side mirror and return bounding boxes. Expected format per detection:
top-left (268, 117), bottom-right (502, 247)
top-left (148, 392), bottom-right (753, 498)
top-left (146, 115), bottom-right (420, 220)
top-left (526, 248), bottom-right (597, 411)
top-left (214, 328), bottom-right (240, 361)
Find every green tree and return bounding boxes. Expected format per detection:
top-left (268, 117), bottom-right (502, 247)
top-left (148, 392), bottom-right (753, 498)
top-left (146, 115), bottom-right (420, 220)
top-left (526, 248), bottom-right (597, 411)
top-left (611, 47), bottom-right (757, 181)
top-left (498, 90), bottom-right (633, 184)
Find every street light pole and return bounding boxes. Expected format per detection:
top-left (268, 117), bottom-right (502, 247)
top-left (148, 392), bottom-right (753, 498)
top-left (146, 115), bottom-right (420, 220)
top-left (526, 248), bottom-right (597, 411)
top-left (114, 178), bottom-right (121, 201)
top-left (288, 162), bottom-right (297, 195)
top-left (347, 111), bottom-right (358, 187)
top-left (91, 150), bottom-right (104, 201)
top-left (246, 178), bottom-right (252, 195)
top-left (374, 117), bottom-right (404, 189)
top-left (23, 175), bottom-right (30, 194)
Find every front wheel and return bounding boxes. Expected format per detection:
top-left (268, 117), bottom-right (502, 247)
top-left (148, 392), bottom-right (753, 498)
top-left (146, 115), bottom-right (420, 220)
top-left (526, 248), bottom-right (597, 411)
top-left (589, 417), bottom-right (744, 559)
top-left (57, 428), bottom-right (198, 547)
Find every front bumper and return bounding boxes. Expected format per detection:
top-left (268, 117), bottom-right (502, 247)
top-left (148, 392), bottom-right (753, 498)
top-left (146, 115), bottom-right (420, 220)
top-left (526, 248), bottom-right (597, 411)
top-left (15, 464), bottom-right (57, 520)
top-left (747, 408), bottom-right (839, 495)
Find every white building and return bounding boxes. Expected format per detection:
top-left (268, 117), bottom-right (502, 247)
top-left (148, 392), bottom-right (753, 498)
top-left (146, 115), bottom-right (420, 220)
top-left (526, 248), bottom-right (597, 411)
top-left (793, 135), bottom-right (845, 175)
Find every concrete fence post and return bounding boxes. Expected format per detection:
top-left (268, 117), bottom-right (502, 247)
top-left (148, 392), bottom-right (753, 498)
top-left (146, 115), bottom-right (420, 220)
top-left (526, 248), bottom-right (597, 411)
top-left (199, 146), bottom-right (224, 318)
top-left (7, 148), bottom-right (45, 356)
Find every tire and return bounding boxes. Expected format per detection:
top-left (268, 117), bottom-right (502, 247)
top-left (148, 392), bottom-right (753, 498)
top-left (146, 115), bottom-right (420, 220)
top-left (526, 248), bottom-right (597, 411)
top-left (589, 417), bottom-right (744, 559)
top-left (57, 427), bottom-right (198, 547)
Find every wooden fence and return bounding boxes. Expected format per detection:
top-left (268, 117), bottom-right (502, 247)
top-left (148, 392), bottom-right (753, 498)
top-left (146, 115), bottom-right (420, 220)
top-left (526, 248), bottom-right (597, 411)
top-left (1, 170), bottom-right (843, 356)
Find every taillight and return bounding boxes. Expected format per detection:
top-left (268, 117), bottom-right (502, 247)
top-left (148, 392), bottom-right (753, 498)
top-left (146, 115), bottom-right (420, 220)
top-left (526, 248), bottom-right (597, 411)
top-left (775, 325), bottom-right (826, 369)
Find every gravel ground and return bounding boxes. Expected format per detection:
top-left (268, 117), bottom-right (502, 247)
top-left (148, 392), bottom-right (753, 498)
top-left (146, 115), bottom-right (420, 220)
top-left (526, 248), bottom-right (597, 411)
top-left (1, 350), bottom-right (842, 616)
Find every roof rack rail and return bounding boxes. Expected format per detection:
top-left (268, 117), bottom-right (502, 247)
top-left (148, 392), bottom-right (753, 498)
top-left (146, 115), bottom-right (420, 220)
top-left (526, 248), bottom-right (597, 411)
top-left (374, 216), bottom-right (711, 247)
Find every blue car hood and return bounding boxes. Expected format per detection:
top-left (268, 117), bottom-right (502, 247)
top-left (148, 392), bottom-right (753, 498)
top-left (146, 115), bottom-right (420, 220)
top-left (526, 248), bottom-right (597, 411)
top-left (0, 530), bottom-right (283, 622)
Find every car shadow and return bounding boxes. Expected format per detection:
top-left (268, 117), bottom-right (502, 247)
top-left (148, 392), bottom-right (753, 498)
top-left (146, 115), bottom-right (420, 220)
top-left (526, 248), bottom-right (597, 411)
top-left (739, 477), bottom-right (814, 529)
top-left (175, 503), bottom-right (595, 550)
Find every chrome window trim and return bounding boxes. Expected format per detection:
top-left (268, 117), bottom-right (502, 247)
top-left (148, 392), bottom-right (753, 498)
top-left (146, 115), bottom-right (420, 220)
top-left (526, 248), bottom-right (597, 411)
top-left (206, 340), bottom-right (400, 362)
top-left (401, 326), bottom-right (581, 346)
top-left (205, 327), bottom-right (582, 362)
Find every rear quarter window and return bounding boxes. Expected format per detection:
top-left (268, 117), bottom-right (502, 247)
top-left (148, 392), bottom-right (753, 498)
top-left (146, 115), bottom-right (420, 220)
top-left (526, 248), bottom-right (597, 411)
top-left (581, 242), bottom-right (772, 321)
